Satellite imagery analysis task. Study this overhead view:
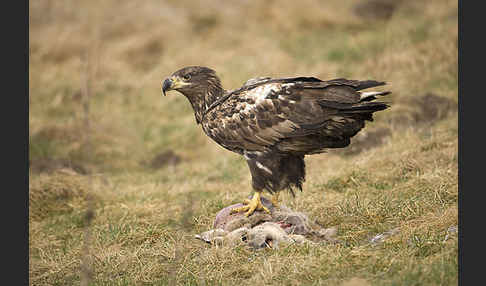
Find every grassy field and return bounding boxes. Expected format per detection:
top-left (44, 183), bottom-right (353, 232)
top-left (29, 0), bottom-right (458, 285)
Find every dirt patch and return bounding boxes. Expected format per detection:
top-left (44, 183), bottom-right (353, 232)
top-left (30, 125), bottom-right (82, 144)
top-left (148, 150), bottom-right (182, 169)
top-left (190, 12), bottom-right (221, 35)
top-left (408, 93), bottom-right (457, 123)
top-left (29, 125), bottom-right (90, 174)
top-left (389, 93), bottom-right (457, 127)
top-left (353, 0), bottom-right (402, 21)
top-left (30, 158), bottom-right (88, 175)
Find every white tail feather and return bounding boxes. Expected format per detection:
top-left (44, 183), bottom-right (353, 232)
top-left (359, 91), bottom-right (390, 100)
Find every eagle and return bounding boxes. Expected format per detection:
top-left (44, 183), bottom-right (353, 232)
top-left (162, 66), bottom-right (390, 217)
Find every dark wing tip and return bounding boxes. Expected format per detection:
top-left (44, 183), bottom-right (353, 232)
top-left (356, 80), bottom-right (387, 90)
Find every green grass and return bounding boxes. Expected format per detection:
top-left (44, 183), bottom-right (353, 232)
top-left (29, 0), bottom-right (458, 285)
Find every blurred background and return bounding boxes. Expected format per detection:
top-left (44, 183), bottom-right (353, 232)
top-left (29, 0), bottom-right (457, 175)
top-left (29, 1), bottom-right (458, 284)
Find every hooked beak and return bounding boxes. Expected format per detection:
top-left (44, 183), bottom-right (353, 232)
top-left (161, 76), bottom-right (191, 96)
top-left (162, 78), bottom-right (172, 96)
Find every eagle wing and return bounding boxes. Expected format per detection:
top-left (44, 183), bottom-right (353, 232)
top-left (201, 77), bottom-right (389, 154)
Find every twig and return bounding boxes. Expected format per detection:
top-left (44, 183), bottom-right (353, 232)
top-left (80, 50), bottom-right (96, 286)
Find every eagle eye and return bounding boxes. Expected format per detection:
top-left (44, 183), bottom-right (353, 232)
top-left (183, 74), bottom-right (191, 81)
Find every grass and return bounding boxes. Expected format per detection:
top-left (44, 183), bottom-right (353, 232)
top-left (29, 0), bottom-right (458, 285)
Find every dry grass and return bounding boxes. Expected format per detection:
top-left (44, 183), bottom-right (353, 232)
top-left (29, 0), bottom-right (458, 285)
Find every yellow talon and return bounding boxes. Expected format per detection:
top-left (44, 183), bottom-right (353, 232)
top-left (230, 192), bottom-right (270, 217)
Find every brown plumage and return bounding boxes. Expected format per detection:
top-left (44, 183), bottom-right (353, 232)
top-left (162, 66), bottom-right (390, 216)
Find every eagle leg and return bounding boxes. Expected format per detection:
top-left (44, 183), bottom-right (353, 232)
top-left (271, 193), bottom-right (280, 208)
top-left (230, 191), bottom-right (270, 217)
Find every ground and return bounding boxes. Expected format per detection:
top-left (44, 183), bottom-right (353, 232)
top-left (29, 0), bottom-right (458, 285)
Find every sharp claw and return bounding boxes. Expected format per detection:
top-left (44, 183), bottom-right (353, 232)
top-left (231, 192), bottom-right (270, 217)
top-left (245, 205), bottom-right (257, 217)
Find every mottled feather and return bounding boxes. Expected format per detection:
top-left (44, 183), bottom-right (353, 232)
top-left (163, 66), bottom-right (390, 195)
top-left (201, 78), bottom-right (388, 155)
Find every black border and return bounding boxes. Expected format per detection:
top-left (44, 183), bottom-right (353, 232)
top-left (5, 0), bottom-right (29, 284)
top-left (22, 1), bottom-right (464, 285)
top-left (459, 0), bottom-right (478, 285)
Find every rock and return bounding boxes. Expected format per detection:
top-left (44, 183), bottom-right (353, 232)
top-left (442, 225), bottom-right (458, 243)
top-left (369, 227), bottom-right (400, 245)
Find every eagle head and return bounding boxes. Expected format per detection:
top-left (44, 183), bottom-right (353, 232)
top-left (162, 66), bottom-right (221, 97)
top-left (162, 66), bottom-right (224, 123)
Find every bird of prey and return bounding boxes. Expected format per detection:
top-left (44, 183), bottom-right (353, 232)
top-left (162, 66), bottom-right (390, 217)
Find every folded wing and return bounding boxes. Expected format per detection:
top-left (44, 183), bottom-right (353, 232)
top-left (202, 77), bottom-right (390, 154)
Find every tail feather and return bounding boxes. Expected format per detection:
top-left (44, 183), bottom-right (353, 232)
top-left (359, 90), bottom-right (392, 102)
top-left (323, 79), bottom-right (387, 90)
top-left (354, 80), bottom-right (387, 90)
top-left (318, 100), bottom-right (390, 113)
top-left (339, 101), bottom-right (390, 113)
